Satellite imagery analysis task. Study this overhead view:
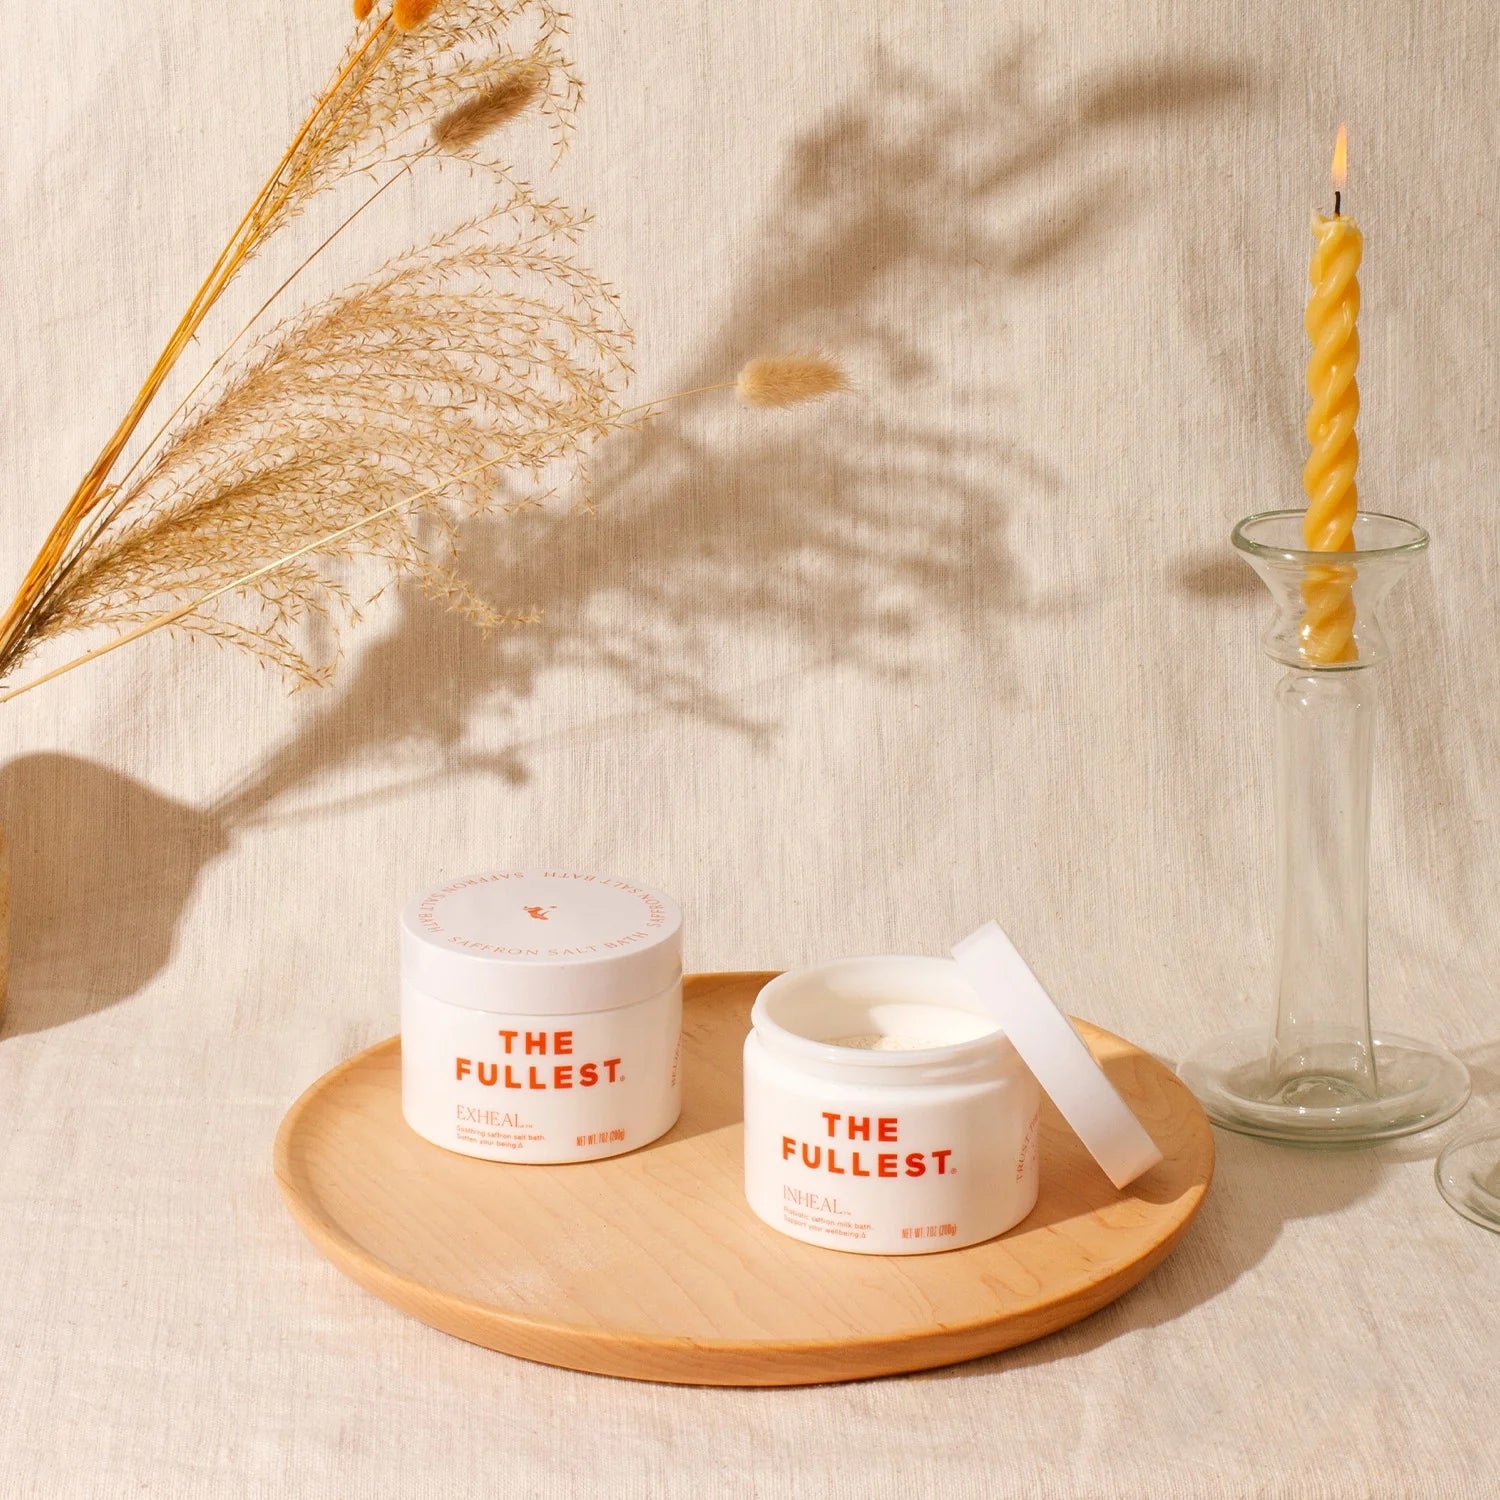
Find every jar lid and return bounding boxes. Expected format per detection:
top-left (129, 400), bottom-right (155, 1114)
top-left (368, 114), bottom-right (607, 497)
top-left (401, 871), bottom-right (683, 1015)
top-left (952, 921), bottom-right (1163, 1189)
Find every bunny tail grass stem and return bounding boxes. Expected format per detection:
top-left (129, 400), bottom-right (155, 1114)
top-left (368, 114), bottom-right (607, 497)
top-left (0, 15), bottom-right (395, 671)
top-left (619, 381), bottom-right (734, 409)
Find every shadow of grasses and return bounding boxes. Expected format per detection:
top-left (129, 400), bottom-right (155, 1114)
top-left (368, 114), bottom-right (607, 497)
top-left (214, 42), bottom-right (1247, 826)
top-left (2, 41), bottom-right (1249, 1034)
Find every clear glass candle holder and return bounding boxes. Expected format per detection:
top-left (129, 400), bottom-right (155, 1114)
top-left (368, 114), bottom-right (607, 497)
top-left (1178, 510), bottom-right (1471, 1143)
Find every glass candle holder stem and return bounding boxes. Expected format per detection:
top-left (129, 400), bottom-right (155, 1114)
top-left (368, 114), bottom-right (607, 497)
top-left (1269, 667), bottom-right (1376, 1104)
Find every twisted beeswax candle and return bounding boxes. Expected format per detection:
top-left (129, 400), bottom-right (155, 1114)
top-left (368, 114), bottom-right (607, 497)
top-left (1300, 129), bottom-right (1361, 664)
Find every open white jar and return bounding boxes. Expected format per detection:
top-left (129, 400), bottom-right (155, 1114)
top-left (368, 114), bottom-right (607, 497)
top-left (743, 956), bottom-right (1042, 1254)
top-left (400, 871), bottom-right (682, 1164)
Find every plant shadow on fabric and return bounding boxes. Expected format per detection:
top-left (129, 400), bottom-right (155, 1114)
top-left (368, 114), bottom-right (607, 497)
top-left (2, 43), bottom-right (1241, 1041)
top-left (217, 43), bottom-right (1249, 821)
top-left (0, 754), bottom-right (227, 1033)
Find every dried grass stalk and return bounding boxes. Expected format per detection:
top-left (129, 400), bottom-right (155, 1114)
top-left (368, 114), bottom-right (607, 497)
top-left (0, 4), bottom-right (845, 702)
top-left (0, 2), bottom-right (582, 685)
top-left (30, 199), bottom-right (629, 687)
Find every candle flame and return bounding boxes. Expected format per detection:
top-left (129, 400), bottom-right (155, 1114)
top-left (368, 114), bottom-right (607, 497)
top-left (1331, 124), bottom-right (1349, 191)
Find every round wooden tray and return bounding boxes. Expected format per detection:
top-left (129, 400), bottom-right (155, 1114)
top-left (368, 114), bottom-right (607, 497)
top-left (275, 972), bottom-right (1214, 1386)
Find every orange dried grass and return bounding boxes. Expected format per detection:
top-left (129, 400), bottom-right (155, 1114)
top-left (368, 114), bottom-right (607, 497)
top-left (394, 0), bottom-right (441, 31)
top-left (0, 5), bottom-right (847, 703)
top-left (0, 2), bottom-right (579, 685)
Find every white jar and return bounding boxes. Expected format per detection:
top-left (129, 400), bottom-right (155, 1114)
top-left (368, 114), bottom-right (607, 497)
top-left (400, 871), bottom-right (682, 1164)
top-left (743, 956), bottom-right (1042, 1254)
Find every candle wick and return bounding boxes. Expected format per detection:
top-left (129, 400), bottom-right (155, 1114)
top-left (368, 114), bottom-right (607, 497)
top-left (1334, 189), bottom-right (1342, 216)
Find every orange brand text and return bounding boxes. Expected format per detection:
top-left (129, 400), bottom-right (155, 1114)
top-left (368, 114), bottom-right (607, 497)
top-left (780, 1111), bottom-right (955, 1178)
top-left (455, 1028), bottom-right (624, 1089)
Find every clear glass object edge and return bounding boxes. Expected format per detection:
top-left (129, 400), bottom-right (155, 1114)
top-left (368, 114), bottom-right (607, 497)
top-left (1177, 508), bottom-right (1470, 1144)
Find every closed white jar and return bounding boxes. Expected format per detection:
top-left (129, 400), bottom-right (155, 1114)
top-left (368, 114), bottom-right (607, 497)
top-left (743, 956), bottom-right (1041, 1254)
top-left (400, 871), bottom-right (683, 1164)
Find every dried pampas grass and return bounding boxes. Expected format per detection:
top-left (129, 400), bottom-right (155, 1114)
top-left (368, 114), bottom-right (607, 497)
top-left (0, 4), bottom-right (846, 703)
top-left (30, 202), bottom-right (631, 686)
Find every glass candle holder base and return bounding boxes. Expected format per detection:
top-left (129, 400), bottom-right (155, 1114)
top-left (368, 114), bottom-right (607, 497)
top-left (1178, 1028), bottom-right (1470, 1145)
top-left (1435, 1119), bottom-right (1500, 1230)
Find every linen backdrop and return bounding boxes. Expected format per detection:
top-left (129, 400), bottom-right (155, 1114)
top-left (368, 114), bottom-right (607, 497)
top-left (1, 1), bottom-right (1496, 1496)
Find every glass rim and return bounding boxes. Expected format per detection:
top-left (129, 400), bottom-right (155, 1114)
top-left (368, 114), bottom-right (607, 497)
top-left (1232, 509), bottom-right (1429, 565)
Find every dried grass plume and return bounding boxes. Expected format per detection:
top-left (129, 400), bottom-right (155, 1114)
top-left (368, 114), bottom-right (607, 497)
top-left (736, 356), bottom-right (847, 408)
top-left (432, 60), bottom-right (546, 152)
top-left (0, 3), bottom-right (848, 704)
top-left (394, 0), bottom-right (442, 31)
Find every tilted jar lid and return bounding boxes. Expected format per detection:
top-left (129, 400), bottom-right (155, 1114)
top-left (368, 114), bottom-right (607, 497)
top-left (952, 920), bottom-right (1163, 1189)
top-left (401, 871), bottom-right (683, 1015)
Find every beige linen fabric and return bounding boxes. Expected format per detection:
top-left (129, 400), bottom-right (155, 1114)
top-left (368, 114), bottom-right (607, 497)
top-left (1, 1), bottom-right (1498, 1496)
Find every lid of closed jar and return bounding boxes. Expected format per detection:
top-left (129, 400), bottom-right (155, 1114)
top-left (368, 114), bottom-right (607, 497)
top-left (401, 871), bottom-right (683, 1014)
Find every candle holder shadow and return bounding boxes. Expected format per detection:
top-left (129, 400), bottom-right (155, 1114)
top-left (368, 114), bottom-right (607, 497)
top-left (1178, 510), bottom-right (1470, 1144)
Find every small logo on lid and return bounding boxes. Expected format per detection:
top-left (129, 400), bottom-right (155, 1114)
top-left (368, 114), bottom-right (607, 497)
top-left (523, 905), bottom-right (557, 921)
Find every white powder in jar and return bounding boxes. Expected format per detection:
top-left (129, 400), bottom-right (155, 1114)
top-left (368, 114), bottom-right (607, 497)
top-left (831, 1033), bottom-right (942, 1052)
